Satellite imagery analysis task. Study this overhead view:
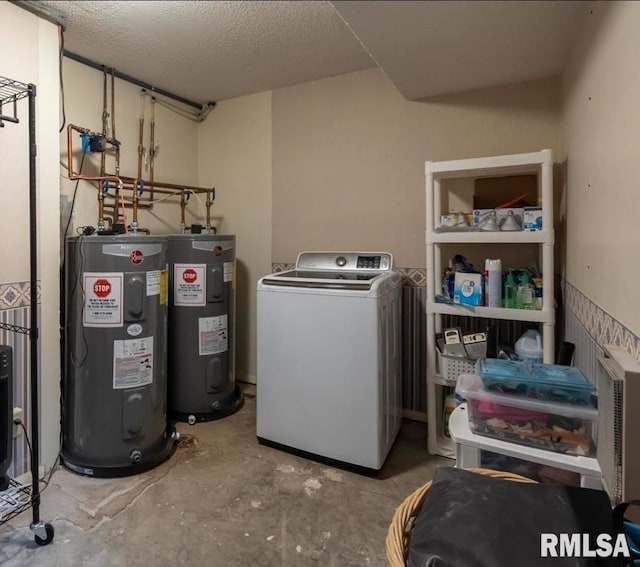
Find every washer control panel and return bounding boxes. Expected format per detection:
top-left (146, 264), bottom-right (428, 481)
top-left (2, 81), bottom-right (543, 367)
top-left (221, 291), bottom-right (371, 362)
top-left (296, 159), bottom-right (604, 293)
top-left (296, 252), bottom-right (393, 272)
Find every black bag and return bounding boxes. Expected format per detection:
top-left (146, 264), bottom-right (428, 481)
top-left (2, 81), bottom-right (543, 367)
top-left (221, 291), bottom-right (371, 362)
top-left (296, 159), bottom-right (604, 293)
top-left (408, 467), bottom-right (622, 567)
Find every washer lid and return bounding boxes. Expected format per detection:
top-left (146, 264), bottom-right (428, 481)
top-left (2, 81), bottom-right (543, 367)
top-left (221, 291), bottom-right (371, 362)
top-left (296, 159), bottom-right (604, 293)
top-left (260, 270), bottom-right (385, 290)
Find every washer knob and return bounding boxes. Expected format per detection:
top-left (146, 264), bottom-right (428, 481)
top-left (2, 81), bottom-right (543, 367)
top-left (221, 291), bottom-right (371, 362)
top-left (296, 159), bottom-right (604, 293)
top-left (336, 256), bottom-right (347, 267)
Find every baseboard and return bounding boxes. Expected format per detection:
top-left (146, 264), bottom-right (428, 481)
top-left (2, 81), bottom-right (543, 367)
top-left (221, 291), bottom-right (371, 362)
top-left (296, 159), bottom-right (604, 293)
top-left (402, 409), bottom-right (428, 423)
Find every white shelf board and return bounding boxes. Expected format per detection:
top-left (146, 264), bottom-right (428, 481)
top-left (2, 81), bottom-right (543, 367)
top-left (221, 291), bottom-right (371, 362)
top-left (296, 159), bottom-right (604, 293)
top-left (427, 301), bottom-right (554, 323)
top-left (430, 230), bottom-right (551, 244)
top-left (425, 149), bottom-right (551, 179)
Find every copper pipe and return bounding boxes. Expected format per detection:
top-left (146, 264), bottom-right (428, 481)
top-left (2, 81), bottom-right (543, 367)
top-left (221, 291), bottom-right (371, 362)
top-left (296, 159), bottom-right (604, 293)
top-left (132, 179), bottom-right (139, 223)
top-left (137, 91), bottom-right (145, 185)
top-left (111, 68), bottom-right (116, 142)
top-left (114, 182), bottom-right (120, 224)
top-left (104, 201), bottom-right (152, 210)
top-left (149, 97), bottom-right (156, 200)
top-left (98, 181), bottom-right (105, 224)
top-left (102, 70), bottom-right (108, 136)
top-left (115, 145), bottom-right (121, 176)
top-left (67, 126), bottom-right (210, 192)
top-left (100, 69), bottom-right (106, 178)
top-left (104, 172), bottom-right (210, 193)
top-left (206, 190), bottom-right (212, 230)
top-left (180, 191), bottom-right (186, 226)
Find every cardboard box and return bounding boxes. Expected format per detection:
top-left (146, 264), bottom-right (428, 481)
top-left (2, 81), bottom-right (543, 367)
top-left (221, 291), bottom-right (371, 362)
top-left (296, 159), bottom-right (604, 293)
top-left (453, 272), bottom-right (483, 306)
top-left (523, 207), bottom-right (542, 231)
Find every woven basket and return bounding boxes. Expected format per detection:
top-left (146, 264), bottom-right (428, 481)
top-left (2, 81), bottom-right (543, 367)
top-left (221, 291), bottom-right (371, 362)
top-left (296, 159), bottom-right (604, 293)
top-left (386, 467), bottom-right (537, 567)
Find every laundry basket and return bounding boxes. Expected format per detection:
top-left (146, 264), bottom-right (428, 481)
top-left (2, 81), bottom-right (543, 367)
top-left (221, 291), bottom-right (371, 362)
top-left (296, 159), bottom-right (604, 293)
top-left (386, 468), bottom-right (537, 567)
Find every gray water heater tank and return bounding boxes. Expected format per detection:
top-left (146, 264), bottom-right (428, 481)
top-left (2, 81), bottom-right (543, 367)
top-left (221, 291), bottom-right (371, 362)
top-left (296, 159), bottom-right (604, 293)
top-left (63, 235), bottom-right (175, 477)
top-left (167, 234), bottom-right (242, 422)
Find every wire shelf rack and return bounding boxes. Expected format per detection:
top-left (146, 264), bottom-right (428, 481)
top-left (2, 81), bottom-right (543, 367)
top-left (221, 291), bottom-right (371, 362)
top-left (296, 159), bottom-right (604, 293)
top-left (0, 76), bottom-right (31, 125)
top-left (0, 74), bottom-right (53, 544)
top-left (0, 479), bottom-right (33, 524)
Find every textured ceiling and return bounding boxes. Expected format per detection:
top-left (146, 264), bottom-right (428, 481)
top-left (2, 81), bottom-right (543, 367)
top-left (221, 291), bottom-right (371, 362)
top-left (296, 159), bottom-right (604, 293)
top-left (34, 0), bottom-right (375, 103)
top-left (29, 0), bottom-right (587, 105)
top-left (332, 1), bottom-right (588, 100)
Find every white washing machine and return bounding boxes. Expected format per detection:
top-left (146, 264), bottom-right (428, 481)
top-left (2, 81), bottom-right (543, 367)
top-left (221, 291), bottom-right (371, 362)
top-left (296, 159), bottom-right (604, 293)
top-left (256, 251), bottom-right (402, 473)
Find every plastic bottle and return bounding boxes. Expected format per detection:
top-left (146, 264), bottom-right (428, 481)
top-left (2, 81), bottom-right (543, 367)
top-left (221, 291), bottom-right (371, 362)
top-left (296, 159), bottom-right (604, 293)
top-left (503, 270), bottom-right (516, 308)
top-left (514, 327), bottom-right (543, 363)
top-left (484, 259), bottom-right (502, 307)
top-left (516, 271), bottom-right (535, 310)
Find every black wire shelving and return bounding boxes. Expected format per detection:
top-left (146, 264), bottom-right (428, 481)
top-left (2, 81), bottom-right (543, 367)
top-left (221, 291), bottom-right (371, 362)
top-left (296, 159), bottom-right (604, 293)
top-left (0, 76), bottom-right (30, 126)
top-left (0, 75), bottom-right (54, 546)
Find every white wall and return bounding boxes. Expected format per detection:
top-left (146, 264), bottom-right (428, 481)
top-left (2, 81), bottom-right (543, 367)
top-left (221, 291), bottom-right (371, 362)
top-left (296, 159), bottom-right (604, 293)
top-left (0, 2), bottom-right (61, 467)
top-left (562, 2), bottom-right (640, 338)
top-left (272, 69), bottom-right (562, 268)
top-left (198, 92), bottom-right (272, 383)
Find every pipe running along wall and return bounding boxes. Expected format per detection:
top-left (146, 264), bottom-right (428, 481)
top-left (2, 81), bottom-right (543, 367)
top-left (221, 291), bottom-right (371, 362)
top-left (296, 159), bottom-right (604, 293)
top-left (65, 120), bottom-right (216, 234)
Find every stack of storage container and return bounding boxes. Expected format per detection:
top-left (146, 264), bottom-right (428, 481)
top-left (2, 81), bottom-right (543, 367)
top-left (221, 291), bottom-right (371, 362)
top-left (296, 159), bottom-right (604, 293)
top-left (456, 359), bottom-right (597, 457)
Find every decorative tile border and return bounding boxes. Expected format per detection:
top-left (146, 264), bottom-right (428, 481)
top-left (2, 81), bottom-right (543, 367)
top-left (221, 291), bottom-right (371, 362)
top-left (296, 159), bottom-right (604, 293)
top-left (271, 264), bottom-right (427, 287)
top-left (271, 263), bottom-right (295, 273)
top-left (396, 268), bottom-right (427, 288)
top-left (0, 281), bottom-right (41, 310)
top-left (564, 280), bottom-right (640, 360)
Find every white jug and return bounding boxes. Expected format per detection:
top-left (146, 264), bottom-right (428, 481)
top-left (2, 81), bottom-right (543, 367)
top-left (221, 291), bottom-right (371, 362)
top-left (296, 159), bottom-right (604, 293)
top-left (514, 328), bottom-right (543, 363)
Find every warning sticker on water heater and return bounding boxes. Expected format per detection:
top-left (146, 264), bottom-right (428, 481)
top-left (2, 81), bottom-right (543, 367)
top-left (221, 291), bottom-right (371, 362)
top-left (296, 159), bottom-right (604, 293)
top-left (83, 272), bottom-right (123, 327)
top-left (199, 315), bottom-right (228, 356)
top-left (224, 262), bottom-right (233, 283)
top-left (113, 336), bottom-right (154, 389)
top-left (174, 264), bottom-right (206, 306)
top-left (159, 267), bottom-right (168, 305)
top-left (146, 270), bottom-right (161, 296)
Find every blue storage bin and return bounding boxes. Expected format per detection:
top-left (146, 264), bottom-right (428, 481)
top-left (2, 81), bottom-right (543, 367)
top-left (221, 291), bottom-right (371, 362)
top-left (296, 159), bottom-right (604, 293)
top-left (475, 358), bottom-right (594, 405)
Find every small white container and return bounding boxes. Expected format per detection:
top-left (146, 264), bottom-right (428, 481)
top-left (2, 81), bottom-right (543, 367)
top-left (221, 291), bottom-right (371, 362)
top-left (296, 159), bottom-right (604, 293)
top-left (484, 259), bottom-right (502, 307)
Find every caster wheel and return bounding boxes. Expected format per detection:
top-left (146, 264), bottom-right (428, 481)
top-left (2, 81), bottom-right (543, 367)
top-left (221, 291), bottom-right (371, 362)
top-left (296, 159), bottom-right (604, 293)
top-left (187, 415), bottom-right (196, 425)
top-left (35, 523), bottom-right (54, 546)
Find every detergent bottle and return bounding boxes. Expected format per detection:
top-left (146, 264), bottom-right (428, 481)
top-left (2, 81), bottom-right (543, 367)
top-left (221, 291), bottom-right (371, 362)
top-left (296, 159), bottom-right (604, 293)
top-left (514, 327), bottom-right (543, 363)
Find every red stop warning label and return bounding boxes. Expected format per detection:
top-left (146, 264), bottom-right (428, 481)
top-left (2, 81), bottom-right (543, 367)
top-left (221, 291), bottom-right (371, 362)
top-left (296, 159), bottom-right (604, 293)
top-left (93, 279), bottom-right (112, 298)
top-left (182, 268), bottom-right (198, 283)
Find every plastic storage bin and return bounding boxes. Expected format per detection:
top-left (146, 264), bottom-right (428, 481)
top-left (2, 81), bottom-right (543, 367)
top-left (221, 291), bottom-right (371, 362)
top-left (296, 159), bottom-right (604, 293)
top-left (456, 374), bottom-right (597, 456)
top-left (475, 358), bottom-right (594, 405)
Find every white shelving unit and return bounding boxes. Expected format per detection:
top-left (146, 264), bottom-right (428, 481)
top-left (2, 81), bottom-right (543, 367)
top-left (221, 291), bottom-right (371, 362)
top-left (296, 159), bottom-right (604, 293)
top-left (425, 149), bottom-right (555, 457)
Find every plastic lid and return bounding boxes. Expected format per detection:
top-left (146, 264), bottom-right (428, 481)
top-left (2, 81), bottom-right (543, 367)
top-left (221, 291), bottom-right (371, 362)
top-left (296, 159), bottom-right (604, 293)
top-left (506, 270), bottom-right (515, 283)
top-left (475, 358), bottom-right (594, 391)
top-left (455, 374), bottom-right (597, 419)
top-left (520, 272), bottom-right (529, 284)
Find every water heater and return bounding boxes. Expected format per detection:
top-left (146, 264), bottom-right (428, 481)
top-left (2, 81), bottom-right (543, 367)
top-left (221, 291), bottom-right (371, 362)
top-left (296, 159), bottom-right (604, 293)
top-left (63, 235), bottom-right (175, 477)
top-left (167, 234), bottom-right (242, 423)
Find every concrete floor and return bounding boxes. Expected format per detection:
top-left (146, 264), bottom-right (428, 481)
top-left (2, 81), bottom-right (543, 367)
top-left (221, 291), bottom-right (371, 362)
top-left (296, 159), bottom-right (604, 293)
top-left (0, 390), bottom-right (449, 566)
